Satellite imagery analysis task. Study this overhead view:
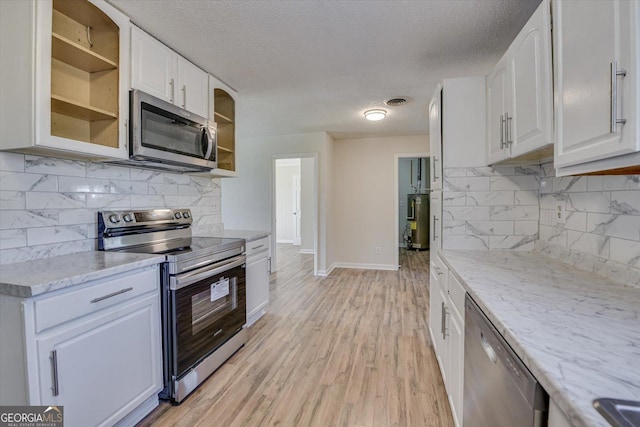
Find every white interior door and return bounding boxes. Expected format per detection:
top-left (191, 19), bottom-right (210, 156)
top-left (292, 175), bottom-right (301, 245)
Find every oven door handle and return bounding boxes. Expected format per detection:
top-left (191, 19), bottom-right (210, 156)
top-left (170, 255), bottom-right (246, 290)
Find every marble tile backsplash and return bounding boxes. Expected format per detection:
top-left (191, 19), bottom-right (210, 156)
top-left (442, 166), bottom-right (540, 251)
top-left (0, 152), bottom-right (223, 265)
top-left (539, 163), bottom-right (640, 268)
top-left (442, 162), bottom-right (640, 271)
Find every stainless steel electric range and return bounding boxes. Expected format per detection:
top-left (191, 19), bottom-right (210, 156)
top-left (98, 208), bottom-right (246, 403)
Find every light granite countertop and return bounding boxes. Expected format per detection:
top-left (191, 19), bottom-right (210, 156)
top-left (0, 252), bottom-right (165, 298)
top-left (202, 229), bottom-right (270, 242)
top-left (439, 250), bottom-right (640, 427)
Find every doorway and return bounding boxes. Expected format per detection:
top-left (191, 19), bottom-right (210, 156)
top-left (272, 155), bottom-right (318, 275)
top-left (394, 153), bottom-right (430, 269)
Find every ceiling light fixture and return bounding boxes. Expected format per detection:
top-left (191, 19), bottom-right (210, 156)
top-left (364, 109), bottom-right (387, 121)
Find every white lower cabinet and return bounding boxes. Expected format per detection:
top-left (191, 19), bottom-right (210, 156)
top-left (429, 255), bottom-right (465, 427)
top-left (429, 255), bottom-right (448, 373)
top-left (35, 294), bottom-right (160, 427)
top-left (1, 265), bottom-right (162, 427)
top-left (446, 274), bottom-right (465, 427)
top-left (245, 236), bottom-right (271, 327)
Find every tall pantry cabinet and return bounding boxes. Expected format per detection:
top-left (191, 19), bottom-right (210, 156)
top-left (0, 0), bottom-right (130, 160)
top-left (428, 76), bottom-right (486, 427)
top-left (429, 76), bottom-right (487, 254)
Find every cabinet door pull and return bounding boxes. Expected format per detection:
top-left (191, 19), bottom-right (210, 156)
top-left (433, 156), bottom-right (439, 181)
top-left (90, 287), bottom-right (133, 304)
top-left (252, 244), bottom-right (265, 251)
top-left (500, 114), bottom-right (505, 149)
top-left (170, 78), bottom-right (175, 103)
top-left (182, 85), bottom-right (187, 108)
top-left (50, 350), bottom-right (59, 396)
top-left (441, 302), bottom-right (447, 339)
top-left (433, 216), bottom-right (439, 241)
top-left (505, 113), bottom-right (513, 146)
top-left (610, 61), bottom-right (627, 133)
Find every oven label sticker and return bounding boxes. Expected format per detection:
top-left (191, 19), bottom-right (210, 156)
top-left (211, 278), bottom-right (230, 302)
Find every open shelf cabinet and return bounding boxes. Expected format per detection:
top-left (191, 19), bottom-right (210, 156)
top-left (214, 88), bottom-right (236, 173)
top-left (50, 0), bottom-right (120, 148)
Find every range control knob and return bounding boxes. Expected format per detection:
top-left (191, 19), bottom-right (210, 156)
top-left (123, 213), bottom-right (133, 222)
top-left (108, 214), bottom-right (120, 224)
top-left (182, 211), bottom-right (190, 219)
top-left (174, 212), bottom-right (182, 219)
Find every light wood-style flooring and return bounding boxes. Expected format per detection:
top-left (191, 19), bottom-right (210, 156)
top-left (140, 245), bottom-right (453, 427)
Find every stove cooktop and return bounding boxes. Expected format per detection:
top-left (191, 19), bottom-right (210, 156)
top-left (113, 236), bottom-right (246, 274)
top-left (118, 237), bottom-right (243, 256)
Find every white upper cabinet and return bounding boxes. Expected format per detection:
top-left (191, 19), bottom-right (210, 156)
top-left (177, 57), bottom-right (209, 118)
top-left (553, 0), bottom-right (639, 173)
top-left (486, 56), bottom-right (511, 164)
top-left (486, 0), bottom-right (553, 165)
top-left (0, 0), bottom-right (130, 160)
top-left (130, 25), bottom-right (209, 118)
top-left (130, 26), bottom-right (174, 102)
top-left (429, 85), bottom-right (443, 190)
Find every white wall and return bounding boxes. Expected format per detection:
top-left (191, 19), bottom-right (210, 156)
top-left (275, 160), bottom-right (300, 243)
top-left (331, 134), bottom-right (428, 270)
top-left (221, 131), bottom-right (332, 274)
top-left (300, 157), bottom-right (315, 252)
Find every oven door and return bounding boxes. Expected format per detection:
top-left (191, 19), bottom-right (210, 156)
top-left (169, 255), bottom-right (246, 378)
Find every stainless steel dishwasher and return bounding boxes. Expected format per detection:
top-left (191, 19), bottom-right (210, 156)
top-left (463, 295), bottom-right (548, 427)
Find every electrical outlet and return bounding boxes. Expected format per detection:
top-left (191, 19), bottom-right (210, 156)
top-left (555, 201), bottom-right (566, 224)
top-left (375, 246), bottom-right (382, 254)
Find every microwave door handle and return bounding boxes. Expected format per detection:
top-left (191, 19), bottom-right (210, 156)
top-left (206, 127), bottom-right (216, 161)
top-left (201, 127), bottom-right (214, 160)
top-left (207, 128), bottom-right (218, 162)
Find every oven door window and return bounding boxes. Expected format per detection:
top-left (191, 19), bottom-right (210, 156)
top-left (173, 264), bottom-right (246, 376)
top-left (191, 277), bottom-right (236, 335)
top-left (141, 102), bottom-right (206, 158)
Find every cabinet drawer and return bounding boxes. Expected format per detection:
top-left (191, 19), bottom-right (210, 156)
top-left (34, 267), bottom-right (159, 333)
top-left (246, 236), bottom-right (270, 256)
top-left (431, 255), bottom-right (449, 290)
top-left (448, 271), bottom-right (466, 317)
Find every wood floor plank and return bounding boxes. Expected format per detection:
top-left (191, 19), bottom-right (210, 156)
top-left (139, 245), bottom-right (454, 427)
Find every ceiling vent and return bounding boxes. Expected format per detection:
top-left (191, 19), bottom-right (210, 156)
top-left (385, 98), bottom-right (408, 107)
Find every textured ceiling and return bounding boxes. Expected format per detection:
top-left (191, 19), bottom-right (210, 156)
top-left (108, 0), bottom-right (541, 139)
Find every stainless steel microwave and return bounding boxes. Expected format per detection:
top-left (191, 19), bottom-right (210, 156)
top-left (126, 90), bottom-right (217, 173)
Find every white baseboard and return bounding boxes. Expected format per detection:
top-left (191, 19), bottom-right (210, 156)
top-left (299, 248), bottom-right (315, 254)
top-left (317, 263), bottom-right (336, 277)
top-left (245, 302), bottom-right (268, 328)
top-left (276, 239), bottom-right (293, 244)
top-left (332, 262), bottom-right (398, 271)
top-left (115, 394), bottom-right (159, 427)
